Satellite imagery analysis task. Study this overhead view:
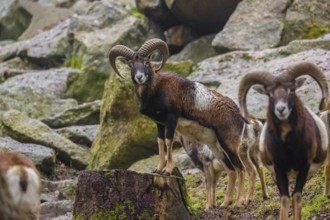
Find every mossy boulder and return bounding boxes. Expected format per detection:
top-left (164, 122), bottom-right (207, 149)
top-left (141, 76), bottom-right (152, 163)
top-left (88, 71), bottom-right (157, 170)
top-left (0, 109), bottom-right (89, 169)
top-left (281, 0), bottom-right (330, 45)
top-left (41, 100), bottom-right (100, 128)
top-left (88, 59), bottom-right (194, 170)
top-left (0, 0), bottom-right (32, 40)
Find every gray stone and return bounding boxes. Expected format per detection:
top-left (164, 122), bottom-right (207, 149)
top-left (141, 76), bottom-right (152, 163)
top-left (281, 0), bottom-right (330, 45)
top-left (0, 137), bottom-right (55, 175)
top-left (169, 34), bottom-right (217, 64)
top-left (0, 57), bottom-right (31, 83)
top-left (42, 179), bottom-right (77, 201)
top-left (42, 100), bottom-right (101, 128)
top-left (212, 0), bottom-right (290, 51)
top-left (129, 147), bottom-right (195, 173)
top-left (0, 110), bottom-right (90, 169)
top-left (0, 68), bottom-right (79, 119)
top-left (164, 25), bottom-right (199, 53)
top-left (69, 0), bottom-right (128, 32)
top-left (0, 18), bottom-right (73, 66)
top-left (0, 0), bottom-right (32, 40)
top-left (19, 0), bottom-right (74, 40)
top-left (55, 125), bottom-right (99, 147)
top-left (40, 200), bottom-right (73, 220)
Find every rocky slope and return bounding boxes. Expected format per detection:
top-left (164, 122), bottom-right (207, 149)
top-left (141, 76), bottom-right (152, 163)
top-left (0, 0), bottom-right (330, 219)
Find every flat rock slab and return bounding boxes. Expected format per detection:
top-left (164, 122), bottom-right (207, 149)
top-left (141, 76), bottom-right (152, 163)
top-left (73, 169), bottom-right (191, 220)
top-left (0, 109), bottom-right (90, 169)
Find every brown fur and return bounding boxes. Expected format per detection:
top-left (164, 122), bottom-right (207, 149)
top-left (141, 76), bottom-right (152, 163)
top-left (259, 85), bottom-right (328, 220)
top-left (0, 152), bottom-right (41, 220)
top-left (111, 42), bottom-right (261, 207)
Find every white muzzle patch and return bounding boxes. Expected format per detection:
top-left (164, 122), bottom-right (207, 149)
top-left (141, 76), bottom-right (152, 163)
top-left (275, 100), bottom-right (291, 120)
top-left (135, 70), bottom-right (147, 84)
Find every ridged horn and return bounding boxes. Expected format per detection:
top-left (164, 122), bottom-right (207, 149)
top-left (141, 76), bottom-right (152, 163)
top-left (108, 45), bottom-right (135, 78)
top-left (280, 61), bottom-right (329, 110)
top-left (137, 38), bottom-right (169, 72)
top-left (238, 71), bottom-right (275, 119)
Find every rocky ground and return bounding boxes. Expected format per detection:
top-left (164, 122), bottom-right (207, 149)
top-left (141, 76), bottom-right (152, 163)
top-left (129, 150), bottom-right (330, 220)
top-left (1, 0), bottom-right (330, 218)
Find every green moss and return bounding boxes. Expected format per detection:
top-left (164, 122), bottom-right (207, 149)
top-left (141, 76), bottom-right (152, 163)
top-left (184, 173), bottom-right (206, 215)
top-left (223, 54), bottom-right (234, 62)
top-left (64, 55), bottom-right (85, 71)
top-left (162, 60), bottom-right (194, 77)
top-left (241, 53), bottom-right (253, 61)
top-left (73, 200), bottom-right (155, 220)
top-left (130, 8), bottom-right (145, 19)
top-left (301, 22), bottom-right (329, 39)
top-left (301, 170), bottom-right (330, 218)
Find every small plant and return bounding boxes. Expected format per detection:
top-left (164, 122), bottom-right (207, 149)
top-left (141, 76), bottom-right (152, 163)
top-left (130, 8), bottom-right (145, 19)
top-left (64, 56), bottom-right (85, 70)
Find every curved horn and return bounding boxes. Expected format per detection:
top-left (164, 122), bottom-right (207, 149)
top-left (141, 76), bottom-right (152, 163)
top-left (238, 71), bottom-right (275, 119)
top-left (108, 45), bottom-right (135, 78)
top-left (137, 38), bottom-right (169, 72)
top-left (280, 61), bottom-right (329, 110)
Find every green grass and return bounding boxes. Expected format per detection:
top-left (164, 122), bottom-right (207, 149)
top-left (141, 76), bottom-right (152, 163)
top-left (184, 166), bottom-right (330, 219)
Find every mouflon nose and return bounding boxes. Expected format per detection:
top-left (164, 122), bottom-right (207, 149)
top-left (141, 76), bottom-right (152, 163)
top-left (277, 105), bottom-right (285, 113)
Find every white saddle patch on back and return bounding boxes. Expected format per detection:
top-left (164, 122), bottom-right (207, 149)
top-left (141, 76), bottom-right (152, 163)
top-left (194, 82), bottom-right (215, 111)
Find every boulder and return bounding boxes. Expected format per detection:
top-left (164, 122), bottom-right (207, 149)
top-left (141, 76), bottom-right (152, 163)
top-left (40, 200), bottom-right (73, 220)
top-left (190, 36), bottom-right (330, 118)
top-left (135, 0), bottom-right (179, 29)
top-left (0, 0), bottom-right (32, 40)
top-left (0, 57), bottom-right (32, 83)
top-left (18, 0), bottom-right (74, 40)
top-left (0, 18), bottom-right (73, 67)
top-left (55, 125), bottom-right (99, 147)
top-left (72, 170), bottom-right (191, 220)
top-left (0, 109), bottom-right (90, 169)
top-left (164, 25), bottom-right (200, 53)
top-left (164, 0), bottom-right (241, 34)
top-left (0, 67), bottom-right (79, 119)
top-left (42, 179), bottom-right (77, 202)
top-left (41, 100), bottom-right (101, 128)
top-left (0, 137), bottom-right (56, 175)
top-left (281, 0), bottom-right (330, 45)
top-left (212, 0), bottom-right (290, 51)
top-left (169, 34), bottom-right (217, 64)
top-left (69, 0), bottom-right (128, 32)
top-left (129, 147), bottom-right (195, 174)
